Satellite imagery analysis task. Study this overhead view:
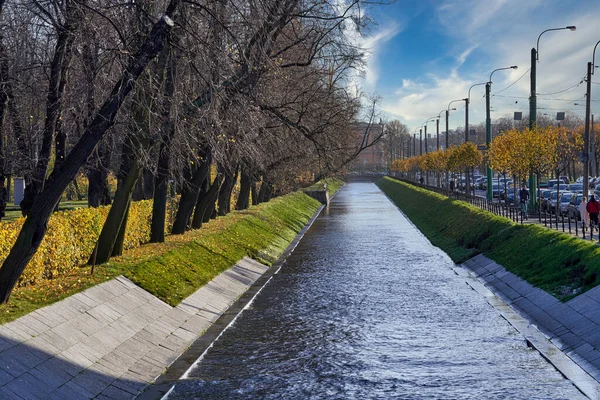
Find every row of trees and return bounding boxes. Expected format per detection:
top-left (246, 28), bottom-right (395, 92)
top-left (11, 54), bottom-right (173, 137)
top-left (381, 114), bottom-right (600, 181)
top-left (0, 0), bottom-right (385, 302)
top-left (390, 143), bottom-right (483, 183)
top-left (488, 126), bottom-right (583, 196)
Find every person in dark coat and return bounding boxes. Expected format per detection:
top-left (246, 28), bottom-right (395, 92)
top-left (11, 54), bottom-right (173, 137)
top-left (586, 196), bottom-right (600, 230)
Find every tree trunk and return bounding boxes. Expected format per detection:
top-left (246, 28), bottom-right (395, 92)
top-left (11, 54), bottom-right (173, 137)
top-left (258, 179), bottom-right (273, 203)
top-left (0, 39), bottom-right (7, 221)
top-left (251, 181), bottom-right (258, 205)
top-left (203, 175), bottom-right (223, 223)
top-left (149, 38), bottom-right (177, 243)
top-left (217, 165), bottom-right (237, 216)
top-left (0, 4), bottom-right (179, 303)
top-left (190, 175), bottom-right (213, 229)
top-left (171, 148), bottom-right (211, 234)
top-left (111, 199), bottom-right (131, 257)
top-left (21, 2), bottom-right (81, 215)
top-left (90, 158), bottom-right (141, 265)
top-left (86, 150), bottom-right (111, 207)
top-left (236, 167), bottom-right (251, 210)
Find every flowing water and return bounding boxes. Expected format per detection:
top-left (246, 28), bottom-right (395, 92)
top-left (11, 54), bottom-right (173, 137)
top-left (167, 181), bottom-right (585, 399)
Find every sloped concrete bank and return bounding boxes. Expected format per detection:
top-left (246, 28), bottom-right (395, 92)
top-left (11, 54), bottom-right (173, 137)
top-left (0, 199), bottom-right (329, 400)
top-left (460, 254), bottom-right (600, 399)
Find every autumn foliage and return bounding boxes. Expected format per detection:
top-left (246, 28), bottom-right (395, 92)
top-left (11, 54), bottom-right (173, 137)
top-left (391, 143), bottom-right (482, 174)
top-left (0, 200), bottom-right (175, 287)
top-left (488, 126), bottom-right (583, 177)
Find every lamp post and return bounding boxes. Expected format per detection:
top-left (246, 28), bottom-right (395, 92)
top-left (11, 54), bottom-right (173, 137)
top-left (530, 26), bottom-right (576, 208)
top-left (487, 66), bottom-right (518, 200)
top-left (583, 40), bottom-right (600, 197)
top-left (425, 117), bottom-right (437, 154)
top-left (466, 83), bottom-right (486, 144)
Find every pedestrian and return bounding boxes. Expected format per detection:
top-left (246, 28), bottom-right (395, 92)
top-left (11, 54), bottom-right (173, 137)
top-left (419, 176), bottom-right (424, 185)
top-left (518, 184), bottom-right (529, 219)
top-left (580, 196), bottom-right (590, 229)
top-left (449, 179), bottom-right (455, 192)
top-left (586, 196), bottom-right (600, 231)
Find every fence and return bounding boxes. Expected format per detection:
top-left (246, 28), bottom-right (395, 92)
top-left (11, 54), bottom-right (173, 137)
top-left (391, 175), bottom-right (600, 243)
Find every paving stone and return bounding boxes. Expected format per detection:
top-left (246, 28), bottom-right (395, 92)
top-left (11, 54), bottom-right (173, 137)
top-left (65, 294), bottom-right (96, 311)
top-left (97, 384), bottom-right (136, 400)
top-left (101, 348), bottom-right (139, 369)
top-left (158, 333), bottom-right (188, 353)
top-left (180, 314), bottom-right (212, 334)
top-left (35, 355), bottom-right (83, 379)
top-left (58, 346), bottom-right (96, 370)
top-left (135, 328), bottom-right (169, 347)
top-left (36, 330), bottom-right (76, 352)
top-left (115, 337), bottom-right (155, 360)
top-left (81, 334), bottom-right (119, 360)
top-left (86, 304), bottom-right (122, 325)
top-left (143, 345), bottom-right (178, 368)
top-left (1, 343), bottom-right (48, 369)
top-left (4, 320), bottom-right (43, 339)
top-left (82, 285), bottom-right (116, 304)
top-left (4, 372), bottom-right (53, 400)
top-left (46, 383), bottom-right (87, 400)
top-left (116, 276), bottom-right (138, 289)
top-left (128, 358), bottom-right (163, 381)
top-left (116, 313), bottom-right (150, 334)
top-left (0, 350), bottom-right (32, 377)
top-left (0, 336), bottom-right (15, 353)
top-left (29, 363), bottom-right (72, 390)
top-left (69, 368), bottom-right (115, 398)
top-left (100, 280), bottom-right (131, 297)
top-left (0, 386), bottom-right (24, 400)
top-left (581, 286), bottom-right (600, 304)
top-left (110, 371), bottom-right (148, 395)
top-left (0, 364), bottom-right (14, 385)
top-left (27, 311), bottom-right (61, 330)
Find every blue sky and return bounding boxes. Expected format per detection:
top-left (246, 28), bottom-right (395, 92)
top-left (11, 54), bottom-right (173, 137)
top-left (357, 0), bottom-right (600, 132)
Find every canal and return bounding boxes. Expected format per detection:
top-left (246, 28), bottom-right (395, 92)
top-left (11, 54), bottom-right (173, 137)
top-left (166, 181), bottom-right (585, 399)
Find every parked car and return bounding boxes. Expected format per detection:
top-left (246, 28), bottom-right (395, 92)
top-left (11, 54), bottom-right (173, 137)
top-left (548, 191), bottom-right (561, 213)
top-left (492, 183), bottom-right (500, 198)
top-left (568, 183), bottom-right (584, 193)
top-left (558, 192), bottom-right (573, 215)
top-left (547, 179), bottom-right (558, 189)
top-left (539, 189), bottom-right (552, 212)
top-left (567, 193), bottom-right (598, 220)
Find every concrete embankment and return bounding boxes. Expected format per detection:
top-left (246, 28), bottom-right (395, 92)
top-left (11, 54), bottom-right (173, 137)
top-left (0, 185), bottom-right (337, 399)
top-left (459, 254), bottom-right (600, 399)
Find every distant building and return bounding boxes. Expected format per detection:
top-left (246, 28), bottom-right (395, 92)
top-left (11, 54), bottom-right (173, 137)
top-left (349, 123), bottom-right (385, 172)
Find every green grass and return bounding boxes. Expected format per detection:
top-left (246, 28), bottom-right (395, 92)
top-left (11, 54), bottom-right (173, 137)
top-left (304, 177), bottom-right (345, 198)
top-left (377, 177), bottom-right (600, 301)
top-left (0, 183), bottom-right (342, 323)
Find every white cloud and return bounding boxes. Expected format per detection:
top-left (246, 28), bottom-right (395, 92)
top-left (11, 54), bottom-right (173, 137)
top-left (379, 0), bottom-right (600, 129)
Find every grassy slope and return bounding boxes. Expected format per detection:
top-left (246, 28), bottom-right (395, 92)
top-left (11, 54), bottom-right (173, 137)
top-left (0, 179), bottom-right (345, 323)
top-left (377, 177), bottom-right (600, 301)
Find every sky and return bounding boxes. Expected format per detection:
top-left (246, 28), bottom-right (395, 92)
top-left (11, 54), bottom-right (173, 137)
top-left (357, 0), bottom-right (600, 133)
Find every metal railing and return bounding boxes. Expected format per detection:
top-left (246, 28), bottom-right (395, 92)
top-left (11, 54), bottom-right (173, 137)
top-left (390, 175), bottom-right (600, 242)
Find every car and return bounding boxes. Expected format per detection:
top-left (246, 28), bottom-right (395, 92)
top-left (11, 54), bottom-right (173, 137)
top-left (539, 189), bottom-right (552, 212)
top-left (567, 193), bottom-right (598, 220)
top-left (558, 192), bottom-right (573, 215)
top-left (568, 183), bottom-right (584, 193)
top-left (548, 191), bottom-right (562, 213)
top-left (492, 183), bottom-right (500, 198)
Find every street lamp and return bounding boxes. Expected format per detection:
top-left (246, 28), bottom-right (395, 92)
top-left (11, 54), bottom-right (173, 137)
top-left (486, 65), bottom-right (518, 200)
top-left (466, 82), bottom-right (486, 144)
top-left (530, 26), bottom-right (576, 208)
top-left (583, 39), bottom-right (600, 196)
top-left (437, 109), bottom-right (453, 151)
top-left (446, 99), bottom-right (463, 149)
top-left (425, 117), bottom-right (437, 154)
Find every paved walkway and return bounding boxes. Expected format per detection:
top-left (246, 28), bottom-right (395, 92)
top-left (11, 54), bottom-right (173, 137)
top-left (462, 254), bottom-right (600, 398)
top-left (0, 257), bottom-right (268, 399)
